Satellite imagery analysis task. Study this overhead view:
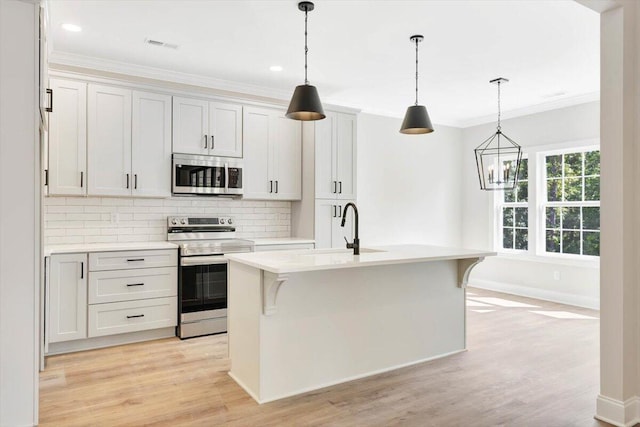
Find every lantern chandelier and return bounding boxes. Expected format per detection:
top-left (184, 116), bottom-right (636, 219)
top-left (474, 78), bottom-right (522, 191)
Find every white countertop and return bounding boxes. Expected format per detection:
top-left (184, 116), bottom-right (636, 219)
top-left (226, 244), bottom-right (495, 274)
top-left (250, 238), bottom-right (315, 246)
top-left (44, 241), bottom-right (179, 257)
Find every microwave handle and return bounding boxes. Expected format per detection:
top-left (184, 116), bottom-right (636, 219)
top-left (224, 163), bottom-right (229, 191)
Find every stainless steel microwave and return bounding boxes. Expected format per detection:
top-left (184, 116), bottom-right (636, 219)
top-left (172, 154), bottom-right (243, 196)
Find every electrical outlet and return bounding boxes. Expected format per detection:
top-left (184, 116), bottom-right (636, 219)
top-left (553, 271), bottom-right (561, 281)
top-left (110, 213), bottom-right (119, 224)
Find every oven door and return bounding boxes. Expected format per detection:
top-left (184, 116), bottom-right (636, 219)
top-left (173, 155), bottom-right (226, 195)
top-left (179, 255), bottom-right (228, 317)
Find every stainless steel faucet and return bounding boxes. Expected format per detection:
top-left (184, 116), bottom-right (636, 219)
top-left (341, 202), bottom-right (360, 255)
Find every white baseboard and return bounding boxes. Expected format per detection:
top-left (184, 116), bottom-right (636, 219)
top-left (595, 394), bottom-right (640, 427)
top-left (470, 279), bottom-right (599, 310)
top-left (46, 327), bottom-right (176, 356)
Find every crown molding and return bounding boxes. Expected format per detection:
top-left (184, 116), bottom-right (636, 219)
top-left (456, 91), bottom-right (600, 129)
top-left (49, 50), bottom-right (294, 101)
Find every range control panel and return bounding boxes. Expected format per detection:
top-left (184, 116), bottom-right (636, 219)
top-left (167, 216), bottom-right (234, 227)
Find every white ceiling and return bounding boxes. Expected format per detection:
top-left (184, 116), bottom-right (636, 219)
top-left (47, 0), bottom-right (600, 127)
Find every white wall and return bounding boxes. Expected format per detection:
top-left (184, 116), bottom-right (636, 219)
top-left (0, 1), bottom-right (39, 425)
top-left (357, 113), bottom-right (463, 247)
top-left (461, 101), bottom-right (601, 308)
top-left (43, 197), bottom-right (291, 245)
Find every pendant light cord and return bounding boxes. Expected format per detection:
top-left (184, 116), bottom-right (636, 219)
top-left (304, 7), bottom-right (309, 85)
top-left (414, 37), bottom-right (419, 106)
top-left (497, 81), bottom-right (501, 131)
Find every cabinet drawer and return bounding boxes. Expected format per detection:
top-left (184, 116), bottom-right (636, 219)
top-left (89, 249), bottom-right (177, 271)
top-left (88, 297), bottom-right (177, 337)
top-left (89, 267), bottom-right (177, 304)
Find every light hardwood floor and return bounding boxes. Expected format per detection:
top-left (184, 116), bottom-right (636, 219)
top-left (40, 288), bottom-right (612, 426)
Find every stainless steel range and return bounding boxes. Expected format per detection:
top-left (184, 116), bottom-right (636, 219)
top-left (168, 215), bottom-right (254, 339)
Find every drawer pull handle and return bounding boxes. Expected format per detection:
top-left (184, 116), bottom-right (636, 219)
top-left (126, 314), bottom-right (145, 319)
top-left (127, 258), bottom-right (145, 262)
top-left (126, 283), bottom-right (144, 287)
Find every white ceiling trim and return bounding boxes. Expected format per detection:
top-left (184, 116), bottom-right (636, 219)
top-left (48, 50), bottom-right (293, 102)
top-left (456, 91), bottom-right (600, 129)
top-left (49, 49), bottom-right (599, 129)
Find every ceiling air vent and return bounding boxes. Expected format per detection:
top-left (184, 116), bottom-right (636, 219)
top-left (144, 38), bottom-right (179, 50)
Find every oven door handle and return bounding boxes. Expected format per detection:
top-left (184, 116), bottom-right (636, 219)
top-left (181, 255), bottom-right (228, 266)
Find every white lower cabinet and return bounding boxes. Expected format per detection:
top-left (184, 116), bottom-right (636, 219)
top-left (46, 249), bottom-right (178, 353)
top-left (47, 253), bottom-right (88, 343)
top-left (314, 199), bottom-right (355, 249)
top-left (87, 249), bottom-right (177, 338)
top-left (88, 297), bottom-right (177, 337)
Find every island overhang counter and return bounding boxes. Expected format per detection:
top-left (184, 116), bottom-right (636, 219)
top-left (225, 244), bottom-right (495, 404)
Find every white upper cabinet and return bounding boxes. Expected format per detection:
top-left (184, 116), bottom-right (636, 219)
top-left (315, 111), bottom-right (357, 200)
top-left (273, 115), bottom-right (302, 200)
top-left (86, 85), bottom-right (170, 198)
top-left (172, 96), bottom-right (208, 156)
top-left (209, 102), bottom-right (243, 157)
top-left (131, 91), bottom-right (172, 198)
top-left (243, 106), bottom-right (302, 200)
top-left (48, 79), bottom-right (87, 196)
top-left (173, 96), bottom-right (243, 158)
top-left (88, 84), bottom-right (132, 196)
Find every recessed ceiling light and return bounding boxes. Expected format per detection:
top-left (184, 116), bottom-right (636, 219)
top-left (61, 23), bottom-right (82, 32)
top-left (269, 65), bottom-right (283, 72)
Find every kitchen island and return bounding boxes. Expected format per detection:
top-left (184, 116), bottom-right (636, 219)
top-left (226, 245), bottom-right (494, 403)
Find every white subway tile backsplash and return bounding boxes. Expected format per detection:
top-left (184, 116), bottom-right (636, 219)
top-left (44, 197), bottom-right (291, 245)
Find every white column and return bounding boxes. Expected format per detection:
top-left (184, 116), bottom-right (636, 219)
top-left (0, 0), bottom-right (39, 425)
top-left (596, 1), bottom-right (640, 425)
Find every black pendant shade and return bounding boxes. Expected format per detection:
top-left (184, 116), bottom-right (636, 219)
top-left (400, 105), bottom-right (434, 134)
top-left (399, 34), bottom-right (434, 134)
top-left (287, 1), bottom-right (325, 121)
top-left (286, 84), bottom-right (326, 121)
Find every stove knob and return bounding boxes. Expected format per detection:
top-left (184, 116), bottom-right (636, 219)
top-left (180, 218), bottom-right (187, 225)
top-left (220, 218), bottom-right (225, 224)
top-left (228, 218), bottom-right (233, 225)
top-left (171, 219), bottom-right (178, 225)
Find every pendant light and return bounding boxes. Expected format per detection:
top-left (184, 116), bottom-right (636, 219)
top-left (400, 35), bottom-right (434, 134)
top-left (286, 1), bottom-right (325, 121)
top-left (474, 78), bottom-right (522, 191)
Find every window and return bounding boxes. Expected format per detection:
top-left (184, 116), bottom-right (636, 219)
top-left (500, 158), bottom-right (528, 251)
top-left (494, 142), bottom-right (600, 260)
top-left (543, 150), bottom-right (600, 256)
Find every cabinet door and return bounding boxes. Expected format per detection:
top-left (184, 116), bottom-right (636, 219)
top-left (314, 112), bottom-right (337, 199)
top-left (314, 199), bottom-right (335, 249)
top-left (172, 96), bottom-right (208, 155)
top-left (243, 107), bottom-right (274, 199)
top-left (131, 91), bottom-right (171, 198)
top-left (209, 102), bottom-right (242, 158)
top-left (335, 113), bottom-right (357, 200)
top-left (48, 79), bottom-right (87, 196)
top-left (273, 114), bottom-right (302, 200)
top-left (48, 254), bottom-right (87, 343)
top-left (88, 85), bottom-right (132, 196)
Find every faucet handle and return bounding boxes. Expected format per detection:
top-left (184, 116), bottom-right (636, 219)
top-left (344, 236), bottom-right (354, 249)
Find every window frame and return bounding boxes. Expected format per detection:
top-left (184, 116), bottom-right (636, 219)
top-left (496, 156), bottom-right (529, 254)
top-left (538, 146), bottom-right (600, 261)
top-left (492, 139), bottom-right (600, 265)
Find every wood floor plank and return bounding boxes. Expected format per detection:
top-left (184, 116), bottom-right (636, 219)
top-left (40, 288), bottom-right (614, 426)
